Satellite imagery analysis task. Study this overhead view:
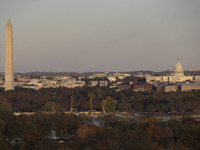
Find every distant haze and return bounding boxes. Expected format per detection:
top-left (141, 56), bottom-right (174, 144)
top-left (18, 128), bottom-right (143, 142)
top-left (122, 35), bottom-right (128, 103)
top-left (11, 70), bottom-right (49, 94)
top-left (0, 0), bottom-right (199, 72)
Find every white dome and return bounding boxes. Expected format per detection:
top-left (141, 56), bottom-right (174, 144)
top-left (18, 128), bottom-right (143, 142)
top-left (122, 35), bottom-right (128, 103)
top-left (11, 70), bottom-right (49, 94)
top-left (173, 58), bottom-right (184, 76)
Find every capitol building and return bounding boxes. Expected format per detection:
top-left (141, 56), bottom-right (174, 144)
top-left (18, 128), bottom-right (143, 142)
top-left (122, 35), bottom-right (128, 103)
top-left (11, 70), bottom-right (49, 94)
top-left (146, 58), bottom-right (200, 83)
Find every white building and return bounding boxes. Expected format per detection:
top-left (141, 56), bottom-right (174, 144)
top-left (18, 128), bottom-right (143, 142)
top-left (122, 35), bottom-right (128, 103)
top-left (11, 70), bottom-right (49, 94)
top-left (61, 79), bottom-right (85, 88)
top-left (146, 58), bottom-right (200, 83)
top-left (164, 85), bottom-right (178, 92)
top-left (88, 72), bottom-right (130, 82)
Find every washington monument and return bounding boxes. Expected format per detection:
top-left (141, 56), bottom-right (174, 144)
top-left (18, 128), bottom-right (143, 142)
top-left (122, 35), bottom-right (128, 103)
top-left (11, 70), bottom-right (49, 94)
top-left (5, 20), bottom-right (14, 91)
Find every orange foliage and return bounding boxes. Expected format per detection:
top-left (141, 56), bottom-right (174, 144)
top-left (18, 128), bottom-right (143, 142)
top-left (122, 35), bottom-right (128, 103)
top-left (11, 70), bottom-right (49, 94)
top-left (77, 124), bottom-right (99, 142)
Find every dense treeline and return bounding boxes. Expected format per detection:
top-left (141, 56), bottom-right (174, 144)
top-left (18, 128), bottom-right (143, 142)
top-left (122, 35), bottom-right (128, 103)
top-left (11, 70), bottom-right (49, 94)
top-left (0, 87), bottom-right (200, 149)
top-left (0, 87), bottom-right (200, 114)
top-left (1, 111), bottom-right (200, 149)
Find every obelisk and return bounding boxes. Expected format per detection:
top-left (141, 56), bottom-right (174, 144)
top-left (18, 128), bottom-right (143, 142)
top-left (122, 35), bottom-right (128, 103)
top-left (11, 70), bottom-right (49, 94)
top-left (5, 19), bottom-right (14, 91)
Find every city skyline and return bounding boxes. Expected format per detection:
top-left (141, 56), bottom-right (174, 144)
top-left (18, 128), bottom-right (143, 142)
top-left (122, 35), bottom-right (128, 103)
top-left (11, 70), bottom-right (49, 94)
top-left (0, 0), bottom-right (200, 73)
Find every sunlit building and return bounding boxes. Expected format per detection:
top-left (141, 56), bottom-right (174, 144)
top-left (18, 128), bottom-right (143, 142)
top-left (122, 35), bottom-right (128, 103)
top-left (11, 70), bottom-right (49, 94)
top-left (146, 58), bottom-right (200, 83)
top-left (88, 72), bottom-right (130, 82)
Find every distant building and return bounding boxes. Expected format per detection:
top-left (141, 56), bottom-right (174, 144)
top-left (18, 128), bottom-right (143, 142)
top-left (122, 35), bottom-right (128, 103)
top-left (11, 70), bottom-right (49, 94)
top-left (61, 79), bottom-right (85, 88)
top-left (146, 58), bottom-right (200, 83)
top-left (54, 76), bottom-right (70, 81)
top-left (133, 83), bottom-right (153, 92)
top-left (189, 68), bottom-right (200, 71)
top-left (43, 80), bottom-right (58, 88)
top-left (89, 81), bottom-right (98, 87)
top-left (88, 72), bottom-right (130, 82)
top-left (22, 84), bottom-right (40, 90)
top-left (156, 84), bottom-right (162, 92)
top-left (180, 83), bottom-right (200, 91)
top-left (0, 79), bottom-right (4, 88)
top-left (152, 83), bottom-right (162, 92)
top-left (99, 81), bottom-right (108, 86)
top-left (19, 77), bottom-right (85, 90)
top-left (117, 82), bottom-right (153, 92)
top-left (89, 80), bottom-right (108, 87)
top-left (117, 83), bottom-right (132, 90)
top-left (164, 84), bottom-right (177, 92)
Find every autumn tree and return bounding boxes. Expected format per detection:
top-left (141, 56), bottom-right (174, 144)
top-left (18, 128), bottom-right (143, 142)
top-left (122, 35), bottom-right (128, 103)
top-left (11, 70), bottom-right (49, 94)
top-left (22, 130), bottom-right (46, 150)
top-left (50, 113), bottom-right (79, 140)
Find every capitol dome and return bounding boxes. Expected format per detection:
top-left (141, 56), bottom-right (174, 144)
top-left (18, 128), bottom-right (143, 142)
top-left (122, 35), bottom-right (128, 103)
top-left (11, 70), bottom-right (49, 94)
top-left (173, 58), bottom-right (184, 76)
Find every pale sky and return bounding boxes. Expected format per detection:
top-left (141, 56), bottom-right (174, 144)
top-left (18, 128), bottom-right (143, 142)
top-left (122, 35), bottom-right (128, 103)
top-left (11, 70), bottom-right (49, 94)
top-left (0, 0), bottom-right (199, 72)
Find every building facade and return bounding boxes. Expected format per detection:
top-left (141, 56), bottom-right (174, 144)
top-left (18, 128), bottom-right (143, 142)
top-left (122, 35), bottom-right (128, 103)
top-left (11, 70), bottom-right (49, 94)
top-left (133, 83), bottom-right (153, 92)
top-left (180, 83), bottom-right (200, 91)
top-left (89, 80), bottom-right (108, 87)
top-left (146, 59), bottom-right (200, 83)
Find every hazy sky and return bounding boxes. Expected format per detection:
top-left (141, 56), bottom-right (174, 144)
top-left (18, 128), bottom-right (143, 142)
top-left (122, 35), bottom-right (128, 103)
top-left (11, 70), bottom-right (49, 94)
top-left (0, 0), bottom-right (199, 72)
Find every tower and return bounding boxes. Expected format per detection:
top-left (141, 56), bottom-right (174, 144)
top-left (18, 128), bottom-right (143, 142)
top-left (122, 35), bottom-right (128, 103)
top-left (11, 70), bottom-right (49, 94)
top-left (5, 19), bottom-right (14, 91)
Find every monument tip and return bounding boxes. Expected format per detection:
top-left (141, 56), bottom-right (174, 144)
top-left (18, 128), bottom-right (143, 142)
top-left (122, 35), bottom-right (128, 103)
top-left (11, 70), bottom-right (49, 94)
top-left (7, 19), bottom-right (11, 26)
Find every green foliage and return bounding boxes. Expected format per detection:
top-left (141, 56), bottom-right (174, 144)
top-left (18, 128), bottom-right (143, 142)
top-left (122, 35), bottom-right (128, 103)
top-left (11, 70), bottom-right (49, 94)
top-left (6, 114), bottom-right (37, 140)
top-left (34, 113), bottom-right (52, 136)
top-left (123, 76), bottom-right (137, 83)
top-left (0, 135), bottom-right (9, 150)
top-left (6, 117), bottom-right (20, 140)
top-left (1, 86), bottom-right (200, 149)
top-left (43, 101), bottom-right (62, 112)
top-left (2, 112), bottom-right (200, 149)
top-left (0, 96), bottom-right (13, 121)
top-left (145, 104), bottom-right (155, 113)
top-left (50, 113), bottom-right (79, 140)
top-left (102, 97), bottom-right (116, 113)
top-left (155, 103), bottom-right (168, 113)
top-left (0, 86), bottom-right (200, 115)
top-left (17, 115), bottom-right (36, 132)
top-left (167, 120), bottom-right (181, 140)
top-left (0, 119), bottom-right (6, 133)
top-left (22, 130), bottom-right (46, 150)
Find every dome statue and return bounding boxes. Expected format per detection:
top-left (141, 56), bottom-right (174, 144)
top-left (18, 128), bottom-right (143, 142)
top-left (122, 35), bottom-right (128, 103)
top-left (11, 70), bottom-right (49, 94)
top-left (173, 58), bottom-right (184, 76)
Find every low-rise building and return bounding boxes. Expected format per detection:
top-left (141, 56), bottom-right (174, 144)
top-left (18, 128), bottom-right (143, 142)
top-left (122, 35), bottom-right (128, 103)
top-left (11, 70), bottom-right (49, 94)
top-left (89, 81), bottom-right (98, 87)
top-left (61, 79), bottom-right (85, 88)
top-left (117, 83), bottom-right (132, 90)
top-left (181, 83), bottom-right (200, 91)
top-left (133, 83), bottom-right (153, 92)
top-left (0, 79), bottom-right (4, 88)
top-left (22, 84), bottom-right (41, 90)
top-left (54, 76), bottom-right (70, 81)
top-left (88, 72), bottom-right (130, 82)
top-left (99, 80), bottom-right (108, 86)
top-left (164, 84), bottom-right (177, 92)
top-left (89, 80), bottom-right (108, 87)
